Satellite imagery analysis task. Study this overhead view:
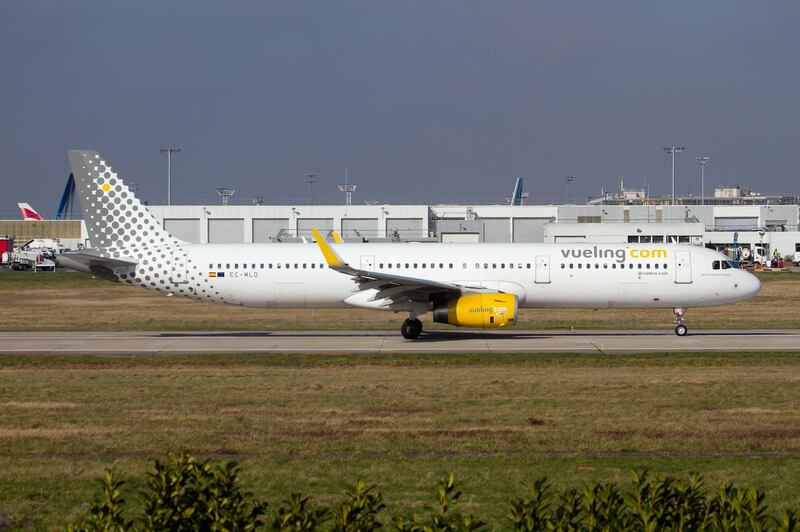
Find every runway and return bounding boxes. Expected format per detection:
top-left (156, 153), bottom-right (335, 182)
top-left (1, 329), bottom-right (799, 355)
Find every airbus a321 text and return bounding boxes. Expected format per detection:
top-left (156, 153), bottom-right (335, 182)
top-left (57, 150), bottom-right (761, 338)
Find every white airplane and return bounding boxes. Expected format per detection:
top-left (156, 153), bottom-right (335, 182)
top-left (58, 150), bottom-right (761, 338)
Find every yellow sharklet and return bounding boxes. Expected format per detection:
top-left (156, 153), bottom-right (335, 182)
top-left (311, 228), bottom-right (344, 267)
top-left (331, 231), bottom-right (344, 244)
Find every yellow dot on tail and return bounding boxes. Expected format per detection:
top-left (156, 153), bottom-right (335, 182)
top-left (101, 183), bottom-right (111, 192)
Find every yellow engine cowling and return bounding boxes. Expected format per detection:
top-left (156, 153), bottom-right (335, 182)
top-left (432, 293), bottom-right (518, 328)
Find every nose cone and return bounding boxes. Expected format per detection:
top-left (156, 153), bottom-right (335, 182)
top-left (742, 271), bottom-right (762, 299)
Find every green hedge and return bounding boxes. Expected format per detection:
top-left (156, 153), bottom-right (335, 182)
top-left (68, 453), bottom-right (797, 531)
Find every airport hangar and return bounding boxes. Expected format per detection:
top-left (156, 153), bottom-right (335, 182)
top-left (7, 192), bottom-right (799, 259)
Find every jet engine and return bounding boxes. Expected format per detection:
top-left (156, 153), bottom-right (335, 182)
top-left (432, 293), bottom-right (518, 328)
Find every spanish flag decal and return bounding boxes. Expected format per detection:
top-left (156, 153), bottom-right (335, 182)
top-left (208, 272), bottom-right (217, 277)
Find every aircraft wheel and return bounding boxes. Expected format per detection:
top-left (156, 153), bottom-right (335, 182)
top-left (674, 324), bottom-right (688, 337)
top-left (401, 319), bottom-right (422, 339)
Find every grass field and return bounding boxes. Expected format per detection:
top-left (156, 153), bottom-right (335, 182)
top-left (0, 270), bottom-right (797, 331)
top-left (1, 351), bottom-right (800, 529)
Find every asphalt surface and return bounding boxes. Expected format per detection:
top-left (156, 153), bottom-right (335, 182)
top-left (0, 329), bottom-right (799, 355)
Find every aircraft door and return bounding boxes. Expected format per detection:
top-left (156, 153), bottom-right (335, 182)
top-left (360, 255), bottom-right (375, 271)
top-left (534, 255), bottom-right (551, 284)
top-left (674, 251), bottom-right (692, 284)
top-left (170, 249), bottom-right (189, 284)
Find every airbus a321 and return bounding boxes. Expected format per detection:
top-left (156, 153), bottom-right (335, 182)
top-left (57, 150), bottom-right (761, 338)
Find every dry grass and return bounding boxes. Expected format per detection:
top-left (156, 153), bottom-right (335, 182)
top-left (1, 351), bottom-right (800, 528)
top-left (0, 271), bottom-right (797, 331)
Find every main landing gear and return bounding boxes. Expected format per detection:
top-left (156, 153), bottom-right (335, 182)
top-left (401, 317), bottom-right (423, 339)
top-left (673, 307), bottom-right (688, 337)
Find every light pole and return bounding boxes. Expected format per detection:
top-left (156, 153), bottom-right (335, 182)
top-left (662, 146), bottom-right (685, 205)
top-left (159, 148), bottom-right (181, 205)
top-left (564, 175), bottom-right (575, 203)
top-left (696, 155), bottom-right (710, 206)
top-left (304, 173), bottom-right (317, 204)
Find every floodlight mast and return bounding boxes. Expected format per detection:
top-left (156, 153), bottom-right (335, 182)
top-left (304, 173), bottom-right (317, 204)
top-left (564, 175), bottom-right (575, 204)
top-left (159, 148), bottom-right (181, 206)
top-left (216, 188), bottom-right (235, 206)
top-left (338, 168), bottom-right (357, 214)
top-left (663, 146), bottom-right (685, 205)
top-left (696, 155), bottom-right (710, 206)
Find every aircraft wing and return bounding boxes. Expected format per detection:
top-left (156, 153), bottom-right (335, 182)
top-left (311, 228), bottom-right (489, 300)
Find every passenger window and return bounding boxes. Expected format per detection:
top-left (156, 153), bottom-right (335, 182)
top-left (440, 263), bottom-right (444, 269)
top-left (285, 263), bottom-right (290, 269)
top-left (501, 263), bottom-right (505, 269)
top-left (484, 263), bottom-right (489, 269)
top-left (561, 263), bottom-right (565, 269)
top-left (208, 263), bottom-right (213, 269)
top-left (526, 263), bottom-right (531, 269)
top-left (646, 263), bottom-right (651, 269)
top-left (655, 263), bottom-right (659, 269)
top-left (302, 263), bottom-right (307, 269)
top-left (311, 263), bottom-right (316, 269)
top-left (379, 263), bottom-right (383, 269)
top-left (612, 263), bottom-right (616, 269)
top-left (629, 264), bottom-right (634, 269)
top-left (569, 263), bottom-right (574, 269)
top-left (414, 263), bottom-right (418, 268)
top-left (252, 264), bottom-right (255, 269)
top-left (578, 264), bottom-right (582, 269)
top-left (422, 263), bottom-right (426, 268)
top-left (294, 263), bottom-right (298, 269)
top-left (235, 263), bottom-right (239, 269)
top-left (277, 263), bottom-right (281, 269)
top-left (269, 263), bottom-right (273, 269)
top-left (260, 263), bottom-right (264, 269)
top-left (595, 264), bottom-right (600, 269)
top-left (664, 263), bottom-right (668, 269)
top-left (603, 263), bottom-right (608, 269)
top-left (638, 263), bottom-right (642, 269)
top-left (243, 263), bottom-right (247, 269)
top-left (509, 263), bottom-right (514, 269)
top-left (492, 263), bottom-right (497, 269)
top-left (405, 263), bottom-right (409, 268)
top-left (431, 263), bottom-right (435, 269)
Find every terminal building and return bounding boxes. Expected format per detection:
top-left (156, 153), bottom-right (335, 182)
top-left (3, 185), bottom-right (799, 261)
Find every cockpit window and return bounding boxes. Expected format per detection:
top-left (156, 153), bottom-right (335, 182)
top-left (713, 260), bottom-right (734, 270)
top-left (712, 260), bottom-right (720, 270)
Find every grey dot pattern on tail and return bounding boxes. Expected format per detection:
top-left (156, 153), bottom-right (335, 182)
top-left (76, 152), bottom-right (224, 303)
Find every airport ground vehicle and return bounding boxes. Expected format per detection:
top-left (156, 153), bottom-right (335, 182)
top-left (58, 150), bottom-right (761, 338)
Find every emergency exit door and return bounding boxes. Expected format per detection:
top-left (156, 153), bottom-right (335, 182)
top-left (674, 251), bottom-right (692, 284)
top-left (535, 255), bottom-right (550, 284)
top-left (360, 255), bottom-right (374, 271)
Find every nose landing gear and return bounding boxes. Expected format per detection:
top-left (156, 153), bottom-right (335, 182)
top-left (673, 307), bottom-right (688, 336)
top-left (401, 317), bottom-right (423, 339)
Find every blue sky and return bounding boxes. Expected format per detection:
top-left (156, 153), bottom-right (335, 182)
top-left (1, 0), bottom-right (798, 215)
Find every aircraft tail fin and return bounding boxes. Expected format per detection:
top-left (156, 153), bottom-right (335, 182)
top-left (510, 178), bottom-right (524, 206)
top-left (67, 150), bottom-right (180, 251)
top-left (18, 203), bottom-right (43, 221)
